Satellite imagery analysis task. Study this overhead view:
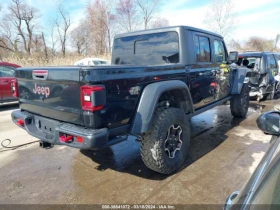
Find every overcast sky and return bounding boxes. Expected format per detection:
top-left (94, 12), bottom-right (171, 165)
top-left (0, 0), bottom-right (279, 44)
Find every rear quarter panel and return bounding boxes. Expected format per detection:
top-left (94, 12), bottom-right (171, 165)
top-left (81, 65), bottom-right (187, 129)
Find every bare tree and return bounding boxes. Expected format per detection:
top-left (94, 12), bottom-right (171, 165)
top-left (55, 1), bottom-right (71, 57)
top-left (136, 0), bottom-right (161, 30)
top-left (86, 0), bottom-right (116, 55)
top-left (70, 23), bottom-right (88, 55)
top-left (0, 20), bottom-right (19, 52)
top-left (245, 37), bottom-right (274, 51)
top-left (48, 22), bottom-right (59, 56)
top-left (41, 32), bottom-right (48, 60)
top-left (6, 0), bottom-right (39, 55)
top-left (116, 0), bottom-right (139, 32)
top-left (150, 17), bottom-right (169, 29)
top-left (228, 37), bottom-right (275, 52)
top-left (227, 39), bottom-right (242, 51)
top-left (204, 0), bottom-right (235, 39)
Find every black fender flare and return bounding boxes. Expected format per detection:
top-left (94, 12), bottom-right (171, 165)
top-left (231, 67), bottom-right (250, 95)
top-left (129, 80), bottom-right (194, 134)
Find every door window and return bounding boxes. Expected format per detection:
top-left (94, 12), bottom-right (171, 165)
top-left (273, 54), bottom-right (280, 71)
top-left (195, 35), bottom-right (211, 62)
top-left (214, 40), bottom-right (226, 63)
top-left (0, 66), bottom-right (15, 77)
top-left (274, 54), bottom-right (280, 61)
top-left (267, 55), bottom-right (277, 69)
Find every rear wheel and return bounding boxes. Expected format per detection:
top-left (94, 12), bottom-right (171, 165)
top-left (140, 108), bottom-right (190, 174)
top-left (230, 83), bottom-right (249, 118)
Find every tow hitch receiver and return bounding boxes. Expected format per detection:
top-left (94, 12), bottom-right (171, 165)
top-left (39, 141), bottom-right (53, 149)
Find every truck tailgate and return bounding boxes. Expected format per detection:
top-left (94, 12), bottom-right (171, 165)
top-left (16, 67), bottom-right (84, 126)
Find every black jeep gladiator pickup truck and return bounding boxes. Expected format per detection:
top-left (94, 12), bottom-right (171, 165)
top-left (11, 26), bottom-right (249, 174)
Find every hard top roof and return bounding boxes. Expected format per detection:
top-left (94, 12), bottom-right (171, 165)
top-left (114, 25), bottom-right (222, 39)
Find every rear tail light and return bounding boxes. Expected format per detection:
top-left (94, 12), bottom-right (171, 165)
top-left (16, 118), bottom-right (24, 127)
top-left (80, 85), bottom-right (104, 111)
top-left (76, 136), bottom-right (83, 143)
top-left (11, 80), bottom-right (19, 97)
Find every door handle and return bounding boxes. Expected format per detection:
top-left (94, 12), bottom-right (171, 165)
top-left (199, 72), bottom-right (207, 76)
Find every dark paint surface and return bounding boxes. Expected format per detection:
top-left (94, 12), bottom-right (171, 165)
top-left (16, 65), bottom-right (187, 129)
top-left (16, 62), bottom-right (231, 130)
top-left (17, 67), bottom-right (83, 125)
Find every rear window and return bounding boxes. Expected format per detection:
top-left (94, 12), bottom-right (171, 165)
top-left (112, 31), bottom-right (179, 65)
top-left (0, 66), bottom-right (15, 77)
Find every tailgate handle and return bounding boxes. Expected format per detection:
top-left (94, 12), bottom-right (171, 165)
top-left (32, 70), bottom-right (48, 80)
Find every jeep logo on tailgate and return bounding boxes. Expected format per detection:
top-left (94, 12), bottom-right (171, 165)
top-left (33, 84), bottom-right (50, 98)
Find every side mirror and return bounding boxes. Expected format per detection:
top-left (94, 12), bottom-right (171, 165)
top-left (229, 51), bottom-right (238, 63)
top-left (257, 111), bottom-right (280, 135)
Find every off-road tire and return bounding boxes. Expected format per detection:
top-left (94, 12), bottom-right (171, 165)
top-left (140, 108), bottom-right (190, 174)
top-left (230, 83), bottom-right (249, 118)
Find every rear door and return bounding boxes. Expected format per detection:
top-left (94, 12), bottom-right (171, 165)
top-left (0, 65), bottom-right (16, 101)
top-left (273, 53), bottom-right (280, 73)
top-left (212, 38), bottom-right (230, 99)
top-left (267, 54), bottom-right (278, 81)
top-left (189, 32), bottom-right (218, 109)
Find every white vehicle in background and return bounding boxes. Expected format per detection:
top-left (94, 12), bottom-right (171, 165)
top-left (74, 58), bottom-right (110, 66)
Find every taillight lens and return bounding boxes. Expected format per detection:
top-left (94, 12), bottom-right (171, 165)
top-left (16, 118), bottom-right (24, 127)
top-left (11, 80), bottom-right (19, 97)
top-left (80, 85), bottom-right (104, 111)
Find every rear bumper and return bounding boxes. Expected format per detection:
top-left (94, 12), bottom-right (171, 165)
top-left (11, 110), bottom-right (127, 150)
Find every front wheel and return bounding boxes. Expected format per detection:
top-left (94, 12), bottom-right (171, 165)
top-left (140, 108), bottom-right (190, 175)
top-left (230, 83), bottom-right (249, 118)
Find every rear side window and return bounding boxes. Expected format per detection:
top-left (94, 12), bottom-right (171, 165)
top-left (112, 31), bottom-right (179, 65)
top-left (194, 35), bottom-right (211, 62)
top-left (0, 66), bottom-right (15, 77)
top-left (214, 40), bottom-right (226, 63)
top-left (273, 54), bottom-right (280, 67)
top-left (267, 54), bottom-right (277, 69)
